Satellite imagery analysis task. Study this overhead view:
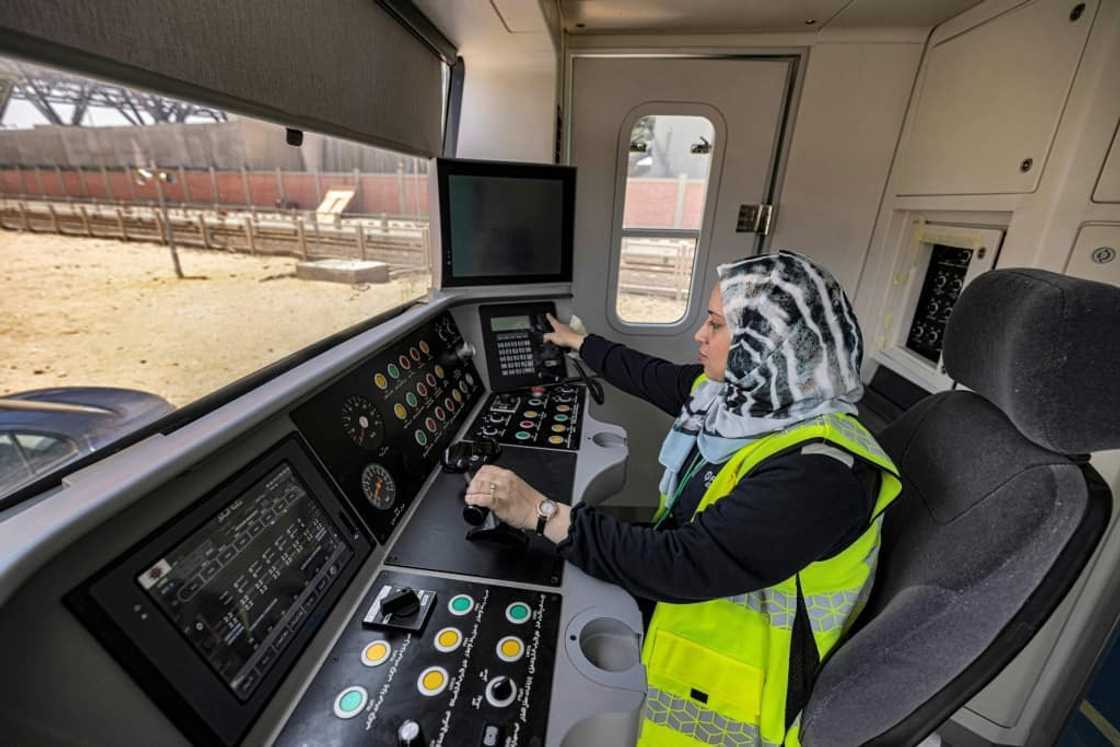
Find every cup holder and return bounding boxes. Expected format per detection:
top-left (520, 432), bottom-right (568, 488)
top-left (591, 431), bottom-right (627, 448)
top-left (578, 617), bottom-right (641, 672)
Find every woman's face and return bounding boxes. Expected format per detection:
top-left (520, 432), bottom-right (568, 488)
top-left (694, 285), bottom-right (731, 381)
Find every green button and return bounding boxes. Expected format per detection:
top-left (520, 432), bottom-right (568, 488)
top-left (339, 691), bottom-right (363, 712)
top-left (406, 392), bottom-right (418, 407)
top-left (450, 594), bottom-right (473, 613)
top-left (415, 431), bottom-right (428, 446)
top-left (388, 364), bottom-right (400, 379)
top-left (508, 603), bottom-right (530, 622)
top-left (515, 431), bottom-right (531, 440)
top-left (554, 415), bottom-right (568, 422)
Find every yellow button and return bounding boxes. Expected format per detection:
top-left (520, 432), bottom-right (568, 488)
top-left (551, 424), bottom-right (567, 433)
top-left (394, 403), bottom-right (407, 420)
top-left (524, 410), bottom-right (538, 418)
top-left (548, 436), bottom-right (564, 445)
top-left (434, 627), bottom-right (463, 653)
top-left (417, 666), bottom-right (449, 696)
top-left (497, 635), bottom-right (524, 663)
top-left (361, 640), bottom-right (391, 667)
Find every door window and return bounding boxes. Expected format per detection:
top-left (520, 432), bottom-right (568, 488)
top-left (615, 114), bottom-right (716, 324)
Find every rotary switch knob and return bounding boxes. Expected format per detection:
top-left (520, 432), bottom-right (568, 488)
top-left (398, 719), bottom-right (424, 746)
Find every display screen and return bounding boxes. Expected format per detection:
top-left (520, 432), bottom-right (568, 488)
top-left (490, 315), bottom-right (532, 332)
top-left (137, 462), bottom-right (353, 701)
top-left (447, 174), bottom-right (566, 278)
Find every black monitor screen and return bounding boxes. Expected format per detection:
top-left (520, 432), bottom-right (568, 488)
top-left (439, 159), bottom-right (574, 286)
top-left (137, 462), bottom-right (352, 701)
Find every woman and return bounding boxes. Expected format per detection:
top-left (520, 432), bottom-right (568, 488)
top-left (465, 251), bottom-right (901, 746)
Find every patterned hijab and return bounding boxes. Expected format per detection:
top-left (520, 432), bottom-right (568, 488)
top-left (658, 251), bottom-right (864, 495)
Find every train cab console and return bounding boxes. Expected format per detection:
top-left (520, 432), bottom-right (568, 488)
top-left (0, 159), bottom-right (645, 746)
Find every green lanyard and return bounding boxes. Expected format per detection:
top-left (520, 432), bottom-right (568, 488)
top-left (654, 451), bottom-right (707, 528)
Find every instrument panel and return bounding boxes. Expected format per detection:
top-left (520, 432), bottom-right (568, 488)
top-left (276, 569), bottom-right (561, 747)
top-left (66, 436), bottom-right (372, 747)
top-left (291, 312), bottom-right (484, 543)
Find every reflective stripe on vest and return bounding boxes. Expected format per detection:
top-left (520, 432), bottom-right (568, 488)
top-left (639, 376), bottom-right (901, 746)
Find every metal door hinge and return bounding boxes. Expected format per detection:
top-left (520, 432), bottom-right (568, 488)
top-left (736, 203), bottom-right (774, 235)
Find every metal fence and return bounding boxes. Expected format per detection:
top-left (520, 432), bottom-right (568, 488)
top-left (0, 197), bottom-right (431, 277)
top-left (1, 194), bottom-right (698, 298)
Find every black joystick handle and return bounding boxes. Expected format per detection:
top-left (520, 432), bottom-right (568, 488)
top-left (463, 503), bottom-right (490, 526)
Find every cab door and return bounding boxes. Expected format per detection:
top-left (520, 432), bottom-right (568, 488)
top-left (568, 55), bottom-right (794, 509)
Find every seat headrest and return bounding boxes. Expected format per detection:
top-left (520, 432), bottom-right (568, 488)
top-left (943, 268), bottom-right (1120, 454)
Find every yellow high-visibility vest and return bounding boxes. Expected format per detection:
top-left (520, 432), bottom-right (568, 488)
top-left (640, 384), bottom-right (901, 746)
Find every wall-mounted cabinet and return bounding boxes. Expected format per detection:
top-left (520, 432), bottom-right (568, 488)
top-left (896, 0), bottom-right (1096, 197)
top-left (1094, 126), bottom-right (1120, 203)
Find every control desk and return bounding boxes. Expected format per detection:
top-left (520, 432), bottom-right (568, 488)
top-left (2, 297), bottom-right (642, 747)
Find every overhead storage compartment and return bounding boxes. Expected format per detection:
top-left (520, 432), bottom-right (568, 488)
top-left (896, 0), bottom-right (1096, 196)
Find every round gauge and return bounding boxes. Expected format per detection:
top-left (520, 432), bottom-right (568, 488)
top-left (360, 463), bottom-right (397, 511)
top-left (341, 395), bottom-right (384, 451)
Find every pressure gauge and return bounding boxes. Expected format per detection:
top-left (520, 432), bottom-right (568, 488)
top-left (341, 395), bottom-right (384, 451)
top-left (360, 463), bottom-right (397, 511)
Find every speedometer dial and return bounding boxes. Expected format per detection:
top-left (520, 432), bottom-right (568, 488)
top-left (341, 395), bottom-right (384, 451)
top-left (360, 463), bottom-right (397, 511)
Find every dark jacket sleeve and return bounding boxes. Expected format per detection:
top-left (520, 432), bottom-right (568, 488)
top-left (557, 452), bottom-right (873, 603)
top-left (579, 334), bottom-right (704, 417)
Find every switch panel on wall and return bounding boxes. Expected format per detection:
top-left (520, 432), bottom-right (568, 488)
top-left (905, 245), bottom-right (973, 363)
top-left (876, 222), bottom-right (1003, 392)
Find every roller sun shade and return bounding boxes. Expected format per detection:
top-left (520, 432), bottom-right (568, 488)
top-left (0, 0), bottom-right (444, 157)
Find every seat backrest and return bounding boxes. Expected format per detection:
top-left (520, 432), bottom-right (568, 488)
top-left (800, 269), bottom-right (1120, 746)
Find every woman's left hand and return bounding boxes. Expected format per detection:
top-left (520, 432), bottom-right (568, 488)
top-left (464, 465), bottom-right (545, 531)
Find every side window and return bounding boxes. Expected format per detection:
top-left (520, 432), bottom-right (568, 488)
top-left (14, 433), bottom-right (80, 475)
top-left (614, 113), bottom-right (717, 325)
top-left (0, 434), bottom-right (32, 493)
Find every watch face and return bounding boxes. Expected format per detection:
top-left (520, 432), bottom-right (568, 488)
top-left (539, 500), bottom-right (558, 518)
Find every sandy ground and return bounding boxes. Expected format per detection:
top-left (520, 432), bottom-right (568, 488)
top-left (1, 231), bottom-right (429, 406)
top-left (0, 230), bottom-right (688, 408)
top-left (617, 293), bottom-right (688, 325)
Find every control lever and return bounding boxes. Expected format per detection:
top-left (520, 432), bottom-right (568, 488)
top-left (438, 341), bottom-right (476, 368)
top-left (443, 441), bottom-right (503, 526)
top-left (456, 472), bottom-right (529, 551)
top-left (569, 355), bottom-right (605, 406)
top-left (530, 313), bottom-right (566, 383)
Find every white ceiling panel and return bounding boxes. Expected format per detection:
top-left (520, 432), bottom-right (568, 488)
top-left (826, 0), bottom-right (986, 28)
top-left (560, 0), bottom-right (848, 34)
top-left (559, 0), bottom-right (988, 33)
top-left (491, 0), bottom-right (549, 32)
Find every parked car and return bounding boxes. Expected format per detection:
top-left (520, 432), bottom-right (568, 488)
top-left (0, 387), bottom-right (174, 498)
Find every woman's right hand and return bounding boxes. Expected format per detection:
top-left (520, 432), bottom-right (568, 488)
top-left (544, 313), bottom-right (586, 351)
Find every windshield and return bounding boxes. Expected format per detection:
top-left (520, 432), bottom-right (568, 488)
top-left (0, 55), bottom-right (438, 503)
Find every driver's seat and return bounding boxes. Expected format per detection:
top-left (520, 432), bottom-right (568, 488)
top-left (800, 269), bottom-right (1120, 745)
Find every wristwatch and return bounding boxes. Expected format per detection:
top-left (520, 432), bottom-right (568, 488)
top-left (535, 498), bottom-right (558, 534)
